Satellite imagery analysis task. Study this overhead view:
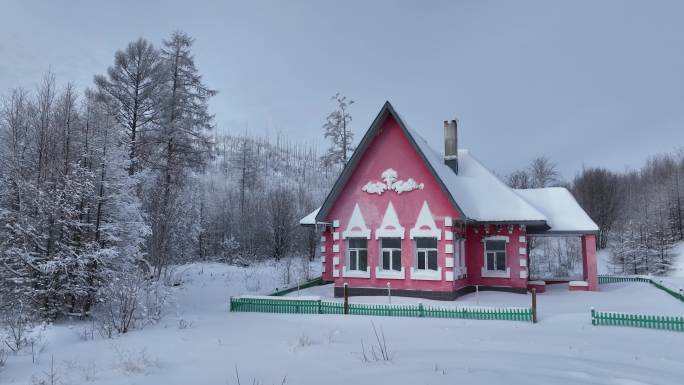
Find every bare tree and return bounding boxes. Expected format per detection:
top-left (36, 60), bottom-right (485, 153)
top-left (95, 38), bottom-right (164, 175)
top-left (572, 167), bottom-right (621, 249)
top-left (529, 156), bottom-right (560, 188)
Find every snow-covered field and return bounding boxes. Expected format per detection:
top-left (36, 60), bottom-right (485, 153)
top-left (2, 261), bottom-right (684, 385)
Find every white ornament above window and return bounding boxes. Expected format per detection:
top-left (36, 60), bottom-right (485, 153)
top-left (409, 201), bottom-right (442, 240)
top-left (375, 201), bottom-right (405, 239)
top-left (362, 168), bottom-right (424, 195)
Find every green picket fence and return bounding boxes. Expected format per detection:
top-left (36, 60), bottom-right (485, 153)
top-left (591, 309), bottom-right (684, 332)
top-left (598, 275), bottom-right (650, 284)
top-left (229, 296), bottom-right (533, 322)
top-left (229, 296), bottom-right (322, 314)
top-left (598, 275), bottom-right (684, 303)
top-left (650, 280), bottom-right (684, 303)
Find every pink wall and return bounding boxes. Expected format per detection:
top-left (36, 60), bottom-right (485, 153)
top-left (581, 234), bottom-right (599, 291)
top-left (322, 115), bottom-right (463, 292)
top-left (465, 224), bottom-right (528, 289)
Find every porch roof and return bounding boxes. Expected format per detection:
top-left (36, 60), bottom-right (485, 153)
top-left (514, 187), bottom-right (599, 234)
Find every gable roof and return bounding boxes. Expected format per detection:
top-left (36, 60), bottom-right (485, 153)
top-left (315, 101), bottom-right (467, 223)
top-left (307, 101), bottom-right (598, 234)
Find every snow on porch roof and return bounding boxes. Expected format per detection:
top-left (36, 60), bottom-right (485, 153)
top-left (514, 187), bottom-right (599, 233)
top-left (299, 207), bottom-right (320, 226)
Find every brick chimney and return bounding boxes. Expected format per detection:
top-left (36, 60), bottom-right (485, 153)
top-left (444, 119), bottom-right (458, 174)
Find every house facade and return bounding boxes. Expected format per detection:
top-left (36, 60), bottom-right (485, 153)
top-left (301, 102), bottom-right (599, 300)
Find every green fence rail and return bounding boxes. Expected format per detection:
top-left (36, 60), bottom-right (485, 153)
top-left (591, 309), bottom-right (684, 332)
top-left (650, 280), bottom-right (684, 303)
top-left (269, 277), bottom-right (324, 297)
top-left (598, 275), bottom-right (650, 284)
top-left (229, 296), bottom-right (533, 322)
top-left (598, 275), bottom-right (684, 303)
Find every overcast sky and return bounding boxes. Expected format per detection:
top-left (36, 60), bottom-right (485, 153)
top-left (2, 0), bottom-right (684, 178)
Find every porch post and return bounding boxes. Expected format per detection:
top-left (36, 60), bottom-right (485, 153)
top-left (581, 234), bottom-right (599, 291)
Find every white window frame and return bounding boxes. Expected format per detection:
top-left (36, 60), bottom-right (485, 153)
top-left (344, 238), bottom-right (370, 278)
top-left (481, 236), bottom-right (510, 278)
top-left (411, 237), bottom-right (441, 281)
top-left (376, 238), bottom-right (405, 279)
top-left (455, 238), bottom-right (466, 277)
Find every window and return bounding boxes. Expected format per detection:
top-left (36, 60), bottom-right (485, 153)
top-left (415, 237), bottom-right (438, 271)
top-left (380, 238), bottom-right (402, 271)
top-left (485, 240), bottom-right (506, 271)
top-left (347, 238), bottom-right (368, 271)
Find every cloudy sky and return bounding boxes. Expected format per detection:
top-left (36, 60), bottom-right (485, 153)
top-left (1, 0), bottom-right (683, 178)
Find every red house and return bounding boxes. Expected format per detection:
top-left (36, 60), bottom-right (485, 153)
top-left (301, 102), bottom-right (599, 300)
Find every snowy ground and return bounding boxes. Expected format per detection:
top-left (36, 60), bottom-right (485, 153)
top-left (2, 261), bottom-right (684, 385)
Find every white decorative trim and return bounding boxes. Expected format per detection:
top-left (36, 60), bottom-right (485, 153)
top-left (320, 236), bottom-right (326, 242)
top-left (375, 267), bottom-right (405, 279)
top-left (519, 247), bottom-right (526, 255)
top-left (444, 244), bottom-right (454, 254)
top-left (409, 201), bottom-right (441, 240)
top-left (519, 236), bottom-right (526, 243)
top-left (482, 235), bottom-right (510, 243)
top-left (332, 269), bottom-right (340, 278)
top-left (333, 232), bottom-right (340, 241)
top-left (322, 266), bottom-right (326, 272)
top-left (332, 256), bottom-right (339, 265)
top-left (444, 217), bottom-right (453, 227)
top-left (342, 204), bottom-right (371, 239)
top-left (410, 267), bottom-right (442, 281)
top-left (445, 257), bottom-right (454, 268)
top-left (519, 270), bottom-right (528, 279)
top-left (375, 202), bottom-right (405, 239)
top-left (321, 255), bottom-right (326, 262)
top-left (569, 280), bottom-right (589, 287)
top-left (342, 268), bottom-right (370, 278)
top-left (333, 244), bottom-right (340, 253)
top-left (320, 245), bottom-right (325, 252)
top-left (445, 231), bottom-right (453, 241)
top-left (332, 219), bottom-right (340, 228)
top-left (519, 258), bottom-right (527, 267)
top-left (445, 271), bottom-right (455, 281)
top-left (481, 267), bottom-right (511, 278)
top-left (362, 168), bottom-right (424, 195)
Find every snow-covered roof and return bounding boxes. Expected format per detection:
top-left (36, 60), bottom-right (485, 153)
top-left (407, 127), bottom-right (547, 223)
top-left (304, 101), bottom-right (598, 234)
top-left (514, 188), bottom-right (599, 233)
top-left (299, 207), bottom-right (320, 225)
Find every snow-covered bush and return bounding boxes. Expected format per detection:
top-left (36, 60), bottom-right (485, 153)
top-left (1, 306), bottom-right (33, 353)
top-left (94, 270), bottom-right (170, 336)
top-left (112, 346), bottom-right (159, 375)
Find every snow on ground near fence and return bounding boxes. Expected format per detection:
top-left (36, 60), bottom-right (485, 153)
top-left (288, 281), bottom-right (684, 317)
top-left (2, 261), bottom-right (684, 385)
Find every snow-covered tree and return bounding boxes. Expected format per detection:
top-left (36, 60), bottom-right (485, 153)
top-left (321, 93), bottom-right (354, 169)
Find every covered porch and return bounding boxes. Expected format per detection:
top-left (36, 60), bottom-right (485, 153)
top-left (515, 188), bottom-right (600, 292)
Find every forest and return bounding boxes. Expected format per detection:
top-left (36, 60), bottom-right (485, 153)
top-left (0, 31), bottom-right (682, 327)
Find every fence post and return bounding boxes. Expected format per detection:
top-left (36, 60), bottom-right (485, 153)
top-left (591, 307), bottom-right (596, 326)
top-left (531, 288), bottom-right (537, 323)
top-left (317, 299), bottom-right (322, 314)
top-left (343, 283), bottom-right (349, 315)
top-left (229, 296), bottom-right (233, 312)
top-left (418, 302), bottom-right (424, 317)
top-left (387, 282), bottom-right (392, 304)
